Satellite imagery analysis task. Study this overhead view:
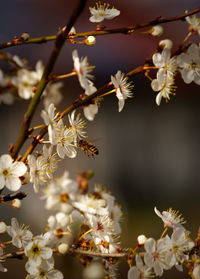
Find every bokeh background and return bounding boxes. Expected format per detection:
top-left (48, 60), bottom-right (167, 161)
top-left (0, 0), bottom-right (200, 278)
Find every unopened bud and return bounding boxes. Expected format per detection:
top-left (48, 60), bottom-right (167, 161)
top-left (20, 32), bottom-right (30, 41)
top-left (85, 36), bottom-right (96, 46)
top-left (0, 222), bottom-right (7, 234)
top-left (58, 243), bottom-right (69, 254)
top-left (150, 25), bottom-right (163, 37)
top-left (159, 39), bottom-right (173, 50)
top-left (137, 234), bottom-right (147, 246)
top-left (11, 199), bottom-right (21, 209)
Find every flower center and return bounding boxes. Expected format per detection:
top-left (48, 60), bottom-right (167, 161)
top-left (2, 168), bottom-right (10, 177)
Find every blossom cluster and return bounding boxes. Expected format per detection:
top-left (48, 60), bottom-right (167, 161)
top-left (128, 207), bottom-right (196, 279)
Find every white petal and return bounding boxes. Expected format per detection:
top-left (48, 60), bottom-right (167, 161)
top-left (6, 175), bottom-right (21, 191)
top-left (11, 162), bottom-right (27, 176)
top-left (0, 175), bottom-right (5, 189)
top-left (128, 266), bottom-right (140, 279)
top-left (0, 154), bottom-right (12, 169)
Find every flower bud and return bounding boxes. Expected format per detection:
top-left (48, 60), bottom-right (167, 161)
top-left (159, 39), bottom-right (173, 49)
top-left (85, 36), bottom-right (96, 46)
top-left (0, 222), bottom-right (7, 234)
top-left (137, 234), bottom-right (147, 246)
top-left (11, 199), bottom-right (21, 209)
top-left (20, 32), bottom-right (30, 41)
top-left (150, 25), bottom-right (163, 36)
top-left (58, 243), bottom-right (69, 254)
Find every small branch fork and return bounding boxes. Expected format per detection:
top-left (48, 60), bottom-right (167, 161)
top-left (0, 8), bottom-right (199, 50)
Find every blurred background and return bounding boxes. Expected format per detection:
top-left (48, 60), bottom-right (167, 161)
top-left (0, 0), bottom-right (200, 278)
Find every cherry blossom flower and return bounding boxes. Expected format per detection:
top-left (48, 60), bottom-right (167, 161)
top-left (43, 82), bottom-right (63, 110)
top-left (25, 235), bottom-right (53, 266)
top-left (151, 69), bottom-right (176, 106)
top-left (56, 119), bottom-right (77, 159)
top-left (7, 218), bottom-right (33, 248)
top-left (152, 48), bottom-right (177, 76)
top-left (164, 227), bottom-right (194, 266)
top-left (111, 70), bottom-right (133, 112)
top-left (28, 154), bottom-right (47, 192)
top-left (13, 60), bottom-right (43, 99)
top-left (41, 103), bottom-right (59, 145)
top-left (26, 257), bottom-right (63, 279)
top-left (128, 254), bottom-right (152, 279)
top-left (186, 15), bottom-right (200, 35)
top-left (89, 2), bottom-right (120, 23)
top-left (0, 154), bottom-right (27, 191)
top-left (176, 43), bottom-right (200, 85)
top-left (72, 195), bottom-right (108, 216)
top-left (83, 81), bottom-right (98, 121)
top-left (154, 207), bottom-right (185, 229)
top-left (42, 171), bottom-right (78, 213)
top-left (144, 237), bottom-right (171, 276)
top-left (72, 49), bottom-right (94, 91)
top-left (0, 70), bottom-right (14, 105)
top-left (68, 110), bottom-right (87, 143)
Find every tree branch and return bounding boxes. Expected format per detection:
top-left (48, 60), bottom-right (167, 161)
top-left (0, 7), bottom-right (199, 50)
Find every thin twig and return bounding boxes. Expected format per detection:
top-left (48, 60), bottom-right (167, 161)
top-left (0, 8), bottom-right (199, 50)
top-left (0, 191), bottom-right (27, 202)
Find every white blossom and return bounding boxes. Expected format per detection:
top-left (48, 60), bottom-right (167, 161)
top-left (14, 60), bottom-right (43, 99)
top-left (111, 70), bottom-right (133, 112)
top-left (25, 235), bottom-right (53, 266)
top-left (43, 82), bottom-right (63, 110)
top-left (7, 218), bottom-right (33, 248)
top-left (152, 48), bottom-right (177, 76)
top-left (26, 258), bottom-right (63, 279)
top-left (72, 49), bottom-right (94, 91)
top-left (176, 43), bottom-right (200, 85)
top-left (0, 154), bottom-right (27, 191)
top-left (56, 119), bottom-right (77, 159)
top-left (42, 171), bottom-right (78, 213)
top-left (186, 15), bottom-right (200, 35)
top-left (89, 2), bottom-right (120, 23)
top-left (68, 110), bottom-right (87, 143)
top-left (154, 206), bottom-right (185, 229)
top-left (28, 154), bottom-right (47, 192)
top-left (128, 254), bottom-right (152, 279)
top-left (151, 69), bottom-right (176, 106)
top-left (144, 237), bottom-right (171, 276)
top-left (164, 227), bottom-right (194, 266)
top-left (41, 103), bottom-right (59, 145)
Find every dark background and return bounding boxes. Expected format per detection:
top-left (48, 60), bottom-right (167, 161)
top-left (0, 0), bottom-right (200, 278)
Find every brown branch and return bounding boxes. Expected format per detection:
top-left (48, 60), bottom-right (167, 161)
top-left (0, 7), bottom-right (199, 50)
top-left (70, 248), bottom-right (128, 258)
top-left (0, 248), bottom-right (127, 261)
top-left (10, 0), bottom-right (87, 160)
top-left (0, 191), bottom-right (27, 202)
